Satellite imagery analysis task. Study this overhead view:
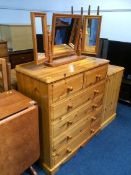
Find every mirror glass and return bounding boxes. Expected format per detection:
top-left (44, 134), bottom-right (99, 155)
top-left (82, 16), bottom-right (101, 55)
top-left (52, 14), bottom-right (81, 58)
top-left (35, 17), bottom-right (45, 59)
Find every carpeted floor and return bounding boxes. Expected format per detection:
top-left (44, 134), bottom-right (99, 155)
top-left (24, 103), bottom-right (131, 175)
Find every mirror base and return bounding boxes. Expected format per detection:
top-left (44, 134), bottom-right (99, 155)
top-left (44, 55), bottom-right (86, 67)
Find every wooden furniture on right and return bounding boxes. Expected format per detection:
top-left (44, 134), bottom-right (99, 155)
top-left (16, 57), bottom-right (109, 174)
top-left (101, 65), bottom-right (124, 129)
top-left (0, 90), bottom-right (40, 175)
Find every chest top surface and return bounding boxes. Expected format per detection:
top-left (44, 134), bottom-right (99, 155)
top-left (16, 57), bottom-right (109, 83)
top-left (0, 90), bottom-right (33, 120)
top-left (107, 64), bottom-right (124, 76)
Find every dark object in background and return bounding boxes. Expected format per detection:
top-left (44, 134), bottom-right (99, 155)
top-left (9, 49), bottom-right (34, 69)
top-left (98, 38), bottom-right (131, 104)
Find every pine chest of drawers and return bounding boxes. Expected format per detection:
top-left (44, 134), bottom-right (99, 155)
top-left (16, 57), bottom-right (109, 174)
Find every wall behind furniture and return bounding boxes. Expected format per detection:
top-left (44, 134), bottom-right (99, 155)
top-left (0, 0), bottom-right (131, 42)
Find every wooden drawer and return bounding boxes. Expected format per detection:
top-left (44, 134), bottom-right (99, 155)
top-left (51, 80), bottom-right (105, 120)
top-left (51, 86), bottom-right (94, 120)
top-left (84, 65), bottom-right (107, 88)
top-left (52, 73), bottom-right (83, 103)
top-left (52, 116), bottom-right (91, 150)
top-left (91, 106), bottom-right (102, 133)
top-left (52, 100), bottom-right (92, 138)
top-left (52, 128), bottom-right (91, 165)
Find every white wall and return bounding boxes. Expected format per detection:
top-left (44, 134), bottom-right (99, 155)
top-left (0, 0), bottom-right (131, 42)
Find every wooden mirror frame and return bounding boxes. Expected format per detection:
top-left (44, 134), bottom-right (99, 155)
top-left (82, 15), bottom-right (102, 55)
top-left (30, 12), bottom-right (48, 65)
top-left (51, 13), bottom-right (82, 58)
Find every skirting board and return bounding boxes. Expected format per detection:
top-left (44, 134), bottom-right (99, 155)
top-left (101, 113), bottom-right (116, 130)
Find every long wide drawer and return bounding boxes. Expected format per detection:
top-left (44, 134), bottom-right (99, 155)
top-left (52, 73), bottom-right (83, 103)
top-left (51, 80), bottom-right (105, 120)
top-left (51, 100), bottom-right (92, 138)
top-left (84, 64), bottom-right (108, 88)
top-left (52, 116), bottom-right (91, 151)
top-left (52, 128), bottom-right (91, 166)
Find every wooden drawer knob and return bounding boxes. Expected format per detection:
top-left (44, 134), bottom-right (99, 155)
top-left (96, 74), bottom-right (101, 80)
top-left (67, 135), bottom-right (72, 140)
top-left (94, 90), bottom-right (99, 94)
top-left (91, 129), bottom-right (95, 133)
top-left (92, 104), bottom-right (98, 109)
top-left (67, 121), bottom-right (73, 126)
top-left (67, 104), bottom-right (73, 110)
top-left (67, 86), bottom-right (73, 92)
top-left (91, 116), bottom-right (97, 121)
top-left (67, 148), bottom-right (72, 153)
top-left (52, 153), bottom-right (59, 157)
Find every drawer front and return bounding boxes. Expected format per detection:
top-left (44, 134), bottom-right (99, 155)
top-left (91, 106), bottom-right (102, 133)
top-left (84, 65), bottom-right (107, 88)
top-left (51, 86), bottom-right (94, 120)
top-left (52, 128), bottom-right (91, 165)
top-left (52, 73), bottom-right (83, 103)
top-left (52, 117), bottom-right (91, 150)
top-left (0, 43), bottom-right (8, 57)
top-left (51, 80), bottom-right (105, 120)
top-left (52, 100), bottom-right (92, 138)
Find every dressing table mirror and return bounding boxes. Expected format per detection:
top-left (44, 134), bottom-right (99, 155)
top-left (31, 12), bottom-right (48, 64)
top-left (82, 15), bottom-right (102, 55)
top-left (52, 14), bottom-right (82, 58)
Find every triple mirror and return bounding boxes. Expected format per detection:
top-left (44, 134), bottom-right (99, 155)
top-left (31, 12), bottom-right (48, 64)
top-left (82, 15), bottom-right (102, 55)
top-left (51, 14), bottom-right (82, 58)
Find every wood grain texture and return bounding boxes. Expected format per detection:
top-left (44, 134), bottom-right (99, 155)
top-left (0, 90), bottom-right (39, 175)
top-left (0, 90), bottom-right (34, 120)
top-left (101, 64), bottom-right (124, 128)
top-left (16, 58), bottom-right (109, 174)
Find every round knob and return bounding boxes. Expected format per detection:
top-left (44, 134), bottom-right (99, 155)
top-left (94, 90), bottom-right (99, 94)
top-left (91, 129), bottom-right (95, 133)
top-left (67, 148), bottom-right (72, 153)
top-left (96, 74), bottom-right (101, 80)
top-left (67, 135), bottom-right (72, 140)
top-left (92, 104), bottom-right (98, 109)
top-left (67, 121), bottom-right (73, 126)
top-left (91, 116), bottom-right (97, 121)
top-left (67, 86), bottom-right (73, 92)
top-left (67, 104), bottom-right (73, 110)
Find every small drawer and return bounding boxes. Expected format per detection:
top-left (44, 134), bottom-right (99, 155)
top-left (90, 117), bottom-right (101, 134)
top-left (84, 65), bottom-right (108, 88)
top-left (92, 80), bottom-right (105, 99)
top-left (52, 100), bottom-right (92, 138)
top-left (52, 73), bottom-right (83, 102)
top-left (52, 117), bottom-right (91, 150)
top-left (51, 85), bottom-right (94, 120)
top-left (92, 94), bottom-right (104, 110)
top-left (52, 128), bottom-right (91, 165)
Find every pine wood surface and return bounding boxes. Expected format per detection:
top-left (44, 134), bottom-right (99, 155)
top-left (16, 57), bottom-right (109, 83)
top-left (16, 58), bottom-right (109, 174)
top-left (101, 64), bottom-right (124, 128)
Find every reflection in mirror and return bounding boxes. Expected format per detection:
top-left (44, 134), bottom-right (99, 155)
top-left (52, 14), bottom-right (82, 58)
top-left (31, 12), bottom-right (48, 64)
top-left (82, 16), bottom-right (101, 55)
